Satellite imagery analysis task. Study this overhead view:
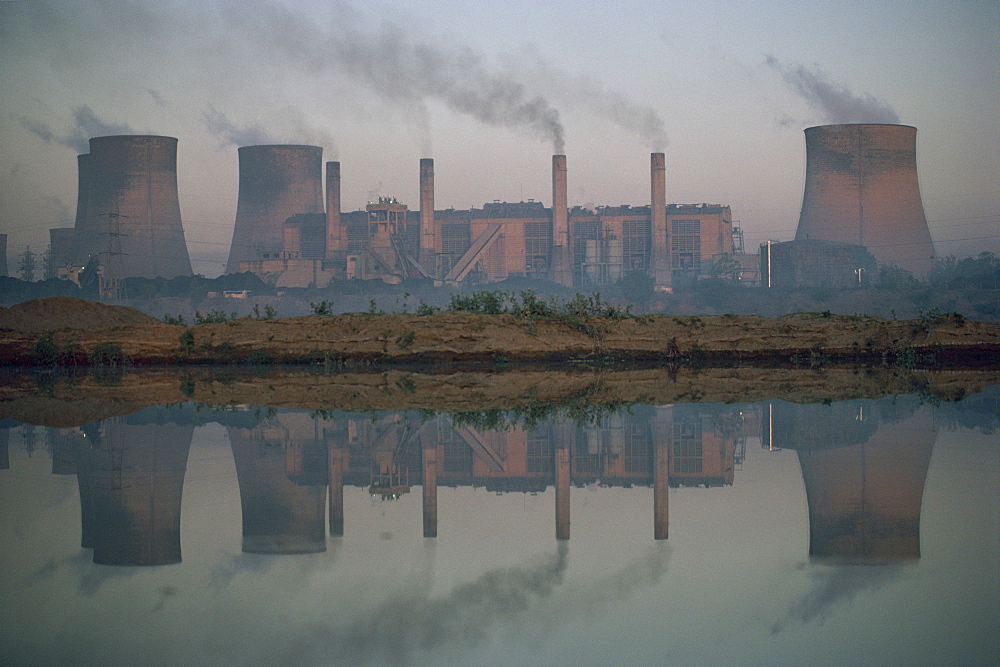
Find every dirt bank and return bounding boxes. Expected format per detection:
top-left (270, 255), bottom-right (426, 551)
top-left (1, 297), bottom-right (998, 368)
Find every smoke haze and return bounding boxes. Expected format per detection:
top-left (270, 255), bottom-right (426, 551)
top-left (511, 52), bottom-right (669, 151)
top-left (21, 106), bottom-right (136, 154)
top-left (224, 4), bottom-right (567, 153)
top-left (765, 55), bottom-right (900, 124)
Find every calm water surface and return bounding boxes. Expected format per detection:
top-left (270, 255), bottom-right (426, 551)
top-left (1, 388), bottom-right (997, 666)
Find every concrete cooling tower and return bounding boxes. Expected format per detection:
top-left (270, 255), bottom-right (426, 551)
top-left (795, 124), bottom-right (935, 279)
top-left (225, 145), bottom-right (324, 274)
top-left (73, 135), bottom-right (193, 279)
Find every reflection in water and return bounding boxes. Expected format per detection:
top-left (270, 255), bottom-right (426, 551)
top-left (3, 394), bottom-right (964, 564)
top-left (75, 420), bottom-right (193, 565)
top-left (765, 397), bottom-right (935, 561)
top-left (1, 386), bottom-right (997, 665)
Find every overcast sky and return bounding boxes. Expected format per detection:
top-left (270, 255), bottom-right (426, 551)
top-left (1, 0), bottom-right (997, 278)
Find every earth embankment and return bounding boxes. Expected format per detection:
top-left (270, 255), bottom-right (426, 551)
top-left (1, 296), bottom-right (999, 367)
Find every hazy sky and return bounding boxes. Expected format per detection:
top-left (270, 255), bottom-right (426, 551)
top-left (1, 0), bottom-right (997, 277)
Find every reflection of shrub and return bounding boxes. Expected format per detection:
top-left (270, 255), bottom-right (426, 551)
top-left (29, 333), bottom-right (60, 366)
top-left (247, 349), bottom-right (272, 365)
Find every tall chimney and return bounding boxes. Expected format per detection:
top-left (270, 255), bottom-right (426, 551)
top-left (795, 124), bottom-right (935, 279)
top-left (650, 152), bottom-right (671, 288)
top-left (418, 158), bottom-right (436, 275)
top-left (325, 161), bottom-right (342, 262)
top-left (548, 154), bottom-right (572, 286)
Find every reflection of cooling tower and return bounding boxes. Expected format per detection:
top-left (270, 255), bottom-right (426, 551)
top-left (229, 426), bottom-right (327, 554)
top-left (76, 420), bottom-right (194, 565)
top-left (776, 398), bottom-right (935, 561)
top-left (225, 145), bottom-right (324, 274)
top-left (73, 136), bottom-right (193, 279)
top-left (795, 124), bottom-right (935, 279)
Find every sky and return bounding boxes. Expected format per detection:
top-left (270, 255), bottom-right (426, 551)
top-left (1, 0), bottom-right (997, 278)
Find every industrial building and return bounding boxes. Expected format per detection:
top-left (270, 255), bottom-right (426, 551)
top-left (760, 238), bottom-right (877, 289)
top-left (233, 148), bottom-right (739, 289)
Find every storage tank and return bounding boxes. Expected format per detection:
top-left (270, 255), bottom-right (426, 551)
top-left (73, 135), bottom-right (193, 279)
top-left (795, 124), bottom-right (935, 279)
top-left (225, 145), bottom-right (324, 274)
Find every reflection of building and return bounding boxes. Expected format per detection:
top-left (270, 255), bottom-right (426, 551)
top-left (764, 398), bottom-right (935, 561)
top-left (74, 419), bottom-right (193, 565)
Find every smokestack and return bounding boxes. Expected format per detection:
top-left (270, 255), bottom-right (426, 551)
top-left (0, 233), bottom-right (6, 277)
top-left (419, 158), bottom-right (436, 275)
top-left (226, 145), bottom-right (324, 274)
top-left (795, 124), bottom-right (935, 279)
top-left (73, 135), bottom-right (193, 279)
top-left (548, 154), bottom-right (572, 286)
top-left (325, 160), bottom-right (342, 261)
top-left (650, 152), bottom-right (671, 288)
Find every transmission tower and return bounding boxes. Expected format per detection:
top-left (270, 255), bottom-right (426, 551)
top-left (99, 211), bottom-right (129, 300)
top-left (18, 246), bottom-right (36, 282)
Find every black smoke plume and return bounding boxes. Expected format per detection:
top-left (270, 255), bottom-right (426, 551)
top-left (765, 55), bottom-right (900, 124)
top-left (224, 4), bottom-right (566, 153)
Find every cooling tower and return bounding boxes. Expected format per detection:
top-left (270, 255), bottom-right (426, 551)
top-left (795, 124), bottom-right (935, 279)
top-left (47, 227), bottom-right (75, 279)
top-left (73, 135), bottom-right (193, 279)
top-left (226, 145), bottom-right (324, 274)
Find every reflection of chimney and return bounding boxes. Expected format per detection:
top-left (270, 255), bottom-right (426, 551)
top-left (422, 436), bottom-right (439, 538)
top-left (327, 445), bottom-right (346, 536)
top-left (325, 161), bottom-right (342, 261)
top-left (0, 428), bottom-right (9, 470)
top-left (549, 154), bottom-right (572, 286)
top-left (419, 158), bottom-right (436, 274)
top-left (650, 152), bottom-right (671, 288)
top-left (555, 446), bottom-right (570, 540)
top-left (654, 406), bottom-right (672, 540)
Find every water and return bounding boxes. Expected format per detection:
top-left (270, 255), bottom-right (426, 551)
top-left (1, 388), bottom-right (997, 665)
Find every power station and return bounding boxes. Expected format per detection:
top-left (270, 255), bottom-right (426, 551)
top-left (35, 123), bottom-right (941, 291)
top-left (236, 149), bottom-right (736, 289)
